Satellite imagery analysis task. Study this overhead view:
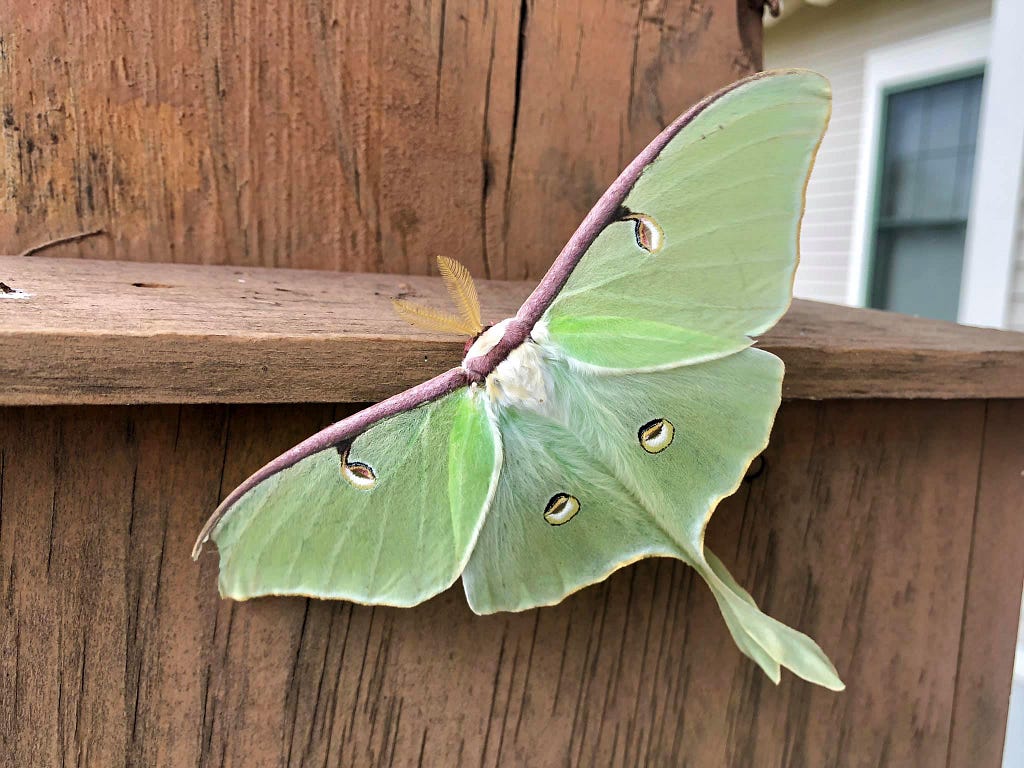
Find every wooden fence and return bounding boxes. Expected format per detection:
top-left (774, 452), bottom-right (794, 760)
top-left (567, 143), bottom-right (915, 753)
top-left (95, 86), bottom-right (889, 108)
top-left (2, 1), bottom-right (1023, 766)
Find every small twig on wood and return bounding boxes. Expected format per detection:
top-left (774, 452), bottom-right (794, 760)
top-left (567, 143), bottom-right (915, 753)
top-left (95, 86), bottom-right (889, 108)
top-left (18, 228), bottom-right (106, 257)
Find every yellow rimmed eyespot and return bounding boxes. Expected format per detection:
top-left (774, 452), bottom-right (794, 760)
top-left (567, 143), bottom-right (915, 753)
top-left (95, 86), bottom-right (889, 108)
top-left (337, 445), bottom-right (377, 490)
top-left (544, 493), bottom-right (580, 526)
top-left (638, 418), bottom-right (674, 454)
top-left (623, 212), bottom-right (665, 254)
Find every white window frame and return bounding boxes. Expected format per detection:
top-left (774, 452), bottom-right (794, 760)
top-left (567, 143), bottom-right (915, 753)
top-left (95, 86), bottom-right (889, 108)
top-left (847, 16), bottom-right (1022, 327)
top-left (961, 0), bottom-right (1024, 328)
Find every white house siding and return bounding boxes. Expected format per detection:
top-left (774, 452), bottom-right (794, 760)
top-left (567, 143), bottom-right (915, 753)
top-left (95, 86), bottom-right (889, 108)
top-left (765, 0), bottom-right (994, 307)
top-left (1014, 185), bottom-right (1024, 329)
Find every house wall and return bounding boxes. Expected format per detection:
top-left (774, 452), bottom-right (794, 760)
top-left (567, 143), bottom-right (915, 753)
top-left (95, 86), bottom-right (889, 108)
top-left (764, 0), bottom-right (1021, 323)
top-left (1014, 185), bottom-right (1024, 328)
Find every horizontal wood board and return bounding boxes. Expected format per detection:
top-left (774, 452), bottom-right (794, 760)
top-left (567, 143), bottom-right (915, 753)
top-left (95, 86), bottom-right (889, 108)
top-left (2, 256), bottom-right (1023, 404)
top-left (1, 399), bottom-right (1021, 766)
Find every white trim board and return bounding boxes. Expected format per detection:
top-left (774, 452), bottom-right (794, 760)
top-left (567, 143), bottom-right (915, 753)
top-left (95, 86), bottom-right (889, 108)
top-left (960, 0), bottom-right (1024, 328)
top-left (847, 17), bottom-right (1019, 326)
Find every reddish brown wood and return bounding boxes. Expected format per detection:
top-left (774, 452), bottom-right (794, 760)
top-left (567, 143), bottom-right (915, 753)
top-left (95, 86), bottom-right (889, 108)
top-left (0, 1), bottom-right (761, 279)
top-left (945, 400), bottom-right (1024, 768)
top-left (3, 256), bottom-right (1023, 405)
top-left (1, 399), bottom-right (1019, 766)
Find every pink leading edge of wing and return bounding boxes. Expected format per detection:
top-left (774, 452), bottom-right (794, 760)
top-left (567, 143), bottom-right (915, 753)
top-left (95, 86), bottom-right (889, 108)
top-left (192, 366), bottom-right (468, 557)
top-left (195, 70), bottom-right (798, 553)
top-left (461, 70), bottom-right (777, 380)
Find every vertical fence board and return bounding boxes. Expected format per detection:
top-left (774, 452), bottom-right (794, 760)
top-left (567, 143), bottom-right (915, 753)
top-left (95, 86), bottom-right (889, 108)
top-left (0, 0), bottom-right (761, 278)
top-left (3, 399), bottom-right (1019, 766)
top-left (946, 400), bottom-right (1024, 768)
top-left (706, 400), bottom-right (987, 768)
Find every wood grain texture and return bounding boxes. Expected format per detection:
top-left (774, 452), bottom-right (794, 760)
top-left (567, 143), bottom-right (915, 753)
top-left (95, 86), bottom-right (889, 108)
top-left (0, 0), bottom-right (761, 279)
top-left (945, 400), bottom-right (1024, 768)
top-left (2, 255), bottom-right (1023, 405)
top-left (1, 399), bottom-right (1020, 767)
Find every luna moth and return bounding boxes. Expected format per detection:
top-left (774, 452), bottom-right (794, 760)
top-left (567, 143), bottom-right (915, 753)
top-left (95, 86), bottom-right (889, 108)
top-left (193, 69), bottom-right (843, 691)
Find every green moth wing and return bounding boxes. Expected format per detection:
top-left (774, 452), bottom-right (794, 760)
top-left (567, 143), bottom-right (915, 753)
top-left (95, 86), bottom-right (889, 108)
top-left (205, 384), bottom-right (499, 606)
top-left (540, 70), bottom-right (830, 371)
top-left (463, 347), bottom-right (842, 690)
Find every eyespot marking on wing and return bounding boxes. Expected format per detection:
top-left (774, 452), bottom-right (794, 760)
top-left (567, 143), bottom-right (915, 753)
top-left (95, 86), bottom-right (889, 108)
top-left (623, 212), bottom-right (664, 254)
top-left (544, 493), bottom-right (580, 526)
top-left (638, 418), bottom-right (674, 454)
top-left (337, 445), bottom-right (377, 490)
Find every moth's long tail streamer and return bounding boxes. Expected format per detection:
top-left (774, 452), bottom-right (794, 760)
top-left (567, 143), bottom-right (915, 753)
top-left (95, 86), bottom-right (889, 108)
top-left (697, 548), bottom-right (845, 691)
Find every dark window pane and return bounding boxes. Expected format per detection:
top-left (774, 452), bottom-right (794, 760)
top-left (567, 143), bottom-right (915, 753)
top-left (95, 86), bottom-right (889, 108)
top-left (873, 228), bottom-right (966, 321)
top-left (883, 156), bottom-right (920, 219)
top-left (886, 89), bottom-right (924, 159)
top-left (921, 79), bottom-right (968, 152)
top-left (870, 73), bottom-right (983, 320)
top-left (917, 151), bottom-right (960, 218)
top-left (960, 75), bottom-right (983, 146)
top-left (951, 145), bottom-right (977, 218)
top-left (953, 80), bottom-right (983, 218)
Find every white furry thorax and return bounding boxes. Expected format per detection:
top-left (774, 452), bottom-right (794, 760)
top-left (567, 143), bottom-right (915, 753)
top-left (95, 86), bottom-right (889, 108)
top-left (463, 318), bottom-right (557, 417)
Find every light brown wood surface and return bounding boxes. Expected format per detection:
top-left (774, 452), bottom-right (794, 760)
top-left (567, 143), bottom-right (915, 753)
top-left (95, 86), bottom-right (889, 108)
top-left (3, 255), bottom-right (1024, 405)
top-left (4, 3), bottom-right (1023, 766)
top-left (1, 399), bottom-right (1020, 766)
top-left (0, 0), bottom-right (762, 279)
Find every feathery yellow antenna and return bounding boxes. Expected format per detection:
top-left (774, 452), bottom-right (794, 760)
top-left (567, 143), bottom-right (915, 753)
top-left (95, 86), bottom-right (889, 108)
top-left (436, 255), bottom-right (484, 334)
top-left (390, 256), bottom-right (485, 337)
top-left (391, 299), bottom-right (481, 336)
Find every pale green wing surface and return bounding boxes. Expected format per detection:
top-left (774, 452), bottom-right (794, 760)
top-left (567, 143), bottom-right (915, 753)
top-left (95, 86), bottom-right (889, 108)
top-left (211, 388), bottom-right (498, 606)
top-left (463, 345), bottom-right (843, 689)
top-left (543, 70), bottom-right (830, 370)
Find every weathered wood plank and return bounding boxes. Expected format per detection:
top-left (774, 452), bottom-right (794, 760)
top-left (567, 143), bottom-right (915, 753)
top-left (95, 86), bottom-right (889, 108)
top-left (0, 407), bottom-right (136, 766)
top-left (2, 256), bottom-right (1023, 405)
top-left (710, 400), bottom-right (987, 768)
top-left (0, 1), bottom-right (760, 278)
top-left (945, 400), bottom-right (1024, 768)
top-left (2, 399), bottom-right (1017, 766)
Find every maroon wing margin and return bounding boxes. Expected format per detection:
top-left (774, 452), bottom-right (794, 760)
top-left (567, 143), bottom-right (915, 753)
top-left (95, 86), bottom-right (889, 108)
top-left (192, 366), bottom-right (468, 557)
top-left (462, 71), bottom-right (777, 379)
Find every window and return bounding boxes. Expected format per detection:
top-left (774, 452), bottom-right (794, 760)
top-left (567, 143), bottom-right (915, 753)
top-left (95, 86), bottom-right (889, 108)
top-left (868, 73), bottom-right (984, 321)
